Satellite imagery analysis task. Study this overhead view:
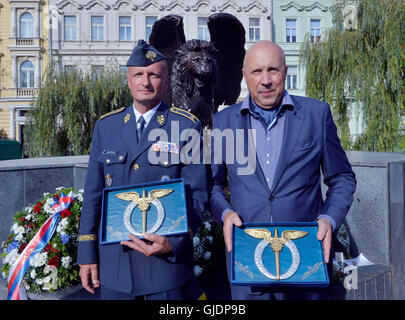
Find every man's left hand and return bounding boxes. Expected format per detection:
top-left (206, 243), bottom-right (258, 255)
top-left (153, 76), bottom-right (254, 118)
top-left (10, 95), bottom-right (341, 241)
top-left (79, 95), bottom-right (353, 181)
top-left (317, 218), bottom-right (332, 263)
top-left (120, 233), bottom-right (173, 256)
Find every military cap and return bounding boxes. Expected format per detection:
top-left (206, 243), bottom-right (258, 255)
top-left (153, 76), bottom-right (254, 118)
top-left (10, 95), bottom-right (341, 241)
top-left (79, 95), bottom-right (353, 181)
top-left (126, 39), bottom-right (166, 67)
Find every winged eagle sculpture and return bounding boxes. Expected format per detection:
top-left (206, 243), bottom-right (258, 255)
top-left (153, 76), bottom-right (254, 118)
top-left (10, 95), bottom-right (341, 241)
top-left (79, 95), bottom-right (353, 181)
top-left (149, 13), bottom-right (246, 128)
top-left (115, 189), bottom-right (173, 234)
top-left (244, 228), bottom-right (308, 280)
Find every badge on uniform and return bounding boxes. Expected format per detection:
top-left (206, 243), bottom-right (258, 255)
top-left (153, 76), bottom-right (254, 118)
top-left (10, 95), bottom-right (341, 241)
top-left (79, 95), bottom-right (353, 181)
top-left (99, 179), bottom-right (188, 243)
top-left (151, 141), bottom-right (180, 154)
top-left (157, 114), bottom-right (165, 125)
top-left (105, 174), bottom-right (112, 187)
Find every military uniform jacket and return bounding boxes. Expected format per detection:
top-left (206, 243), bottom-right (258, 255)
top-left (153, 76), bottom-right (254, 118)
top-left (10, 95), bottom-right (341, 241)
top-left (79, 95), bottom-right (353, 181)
top-left (77, 102), bottom-right (208, 295)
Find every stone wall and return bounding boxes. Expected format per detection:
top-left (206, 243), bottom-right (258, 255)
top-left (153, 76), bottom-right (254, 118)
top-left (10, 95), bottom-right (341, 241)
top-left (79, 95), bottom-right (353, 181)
top-left (1, 151), bottom-right (405, 299)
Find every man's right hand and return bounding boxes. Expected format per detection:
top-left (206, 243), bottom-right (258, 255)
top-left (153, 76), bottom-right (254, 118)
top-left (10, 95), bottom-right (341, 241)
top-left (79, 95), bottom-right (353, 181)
top-left (79, 264), bottom-right (100, 294)
top-left (223, 210), bottom-right (242, 252)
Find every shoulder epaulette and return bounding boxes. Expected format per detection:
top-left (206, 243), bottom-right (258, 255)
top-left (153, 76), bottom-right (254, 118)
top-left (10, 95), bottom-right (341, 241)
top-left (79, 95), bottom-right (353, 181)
top-left (99, 107), bottom-right (125, 120)
top-left (170, 107), bottom-right (199, 124)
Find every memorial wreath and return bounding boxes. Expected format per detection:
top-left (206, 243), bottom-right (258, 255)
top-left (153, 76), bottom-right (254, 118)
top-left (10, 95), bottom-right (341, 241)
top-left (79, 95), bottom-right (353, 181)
top-left (1, 187), bottom-right (82, 297)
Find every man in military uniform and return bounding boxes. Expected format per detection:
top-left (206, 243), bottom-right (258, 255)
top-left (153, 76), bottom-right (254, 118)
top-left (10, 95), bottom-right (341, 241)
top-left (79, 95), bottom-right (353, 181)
top-left (77, 40), bottom-right (208, 299)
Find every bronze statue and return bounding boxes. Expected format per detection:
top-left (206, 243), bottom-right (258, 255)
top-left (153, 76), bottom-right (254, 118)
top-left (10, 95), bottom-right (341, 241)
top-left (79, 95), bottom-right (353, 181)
top-left (149, 13), bottom-right (246, 127)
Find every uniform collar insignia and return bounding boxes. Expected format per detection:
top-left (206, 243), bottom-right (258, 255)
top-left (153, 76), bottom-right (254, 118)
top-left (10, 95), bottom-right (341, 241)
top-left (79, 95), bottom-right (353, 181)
top-left (124, 113), bottom-right (131, 124)
top-left (157, 114), bottom-right (164, 125)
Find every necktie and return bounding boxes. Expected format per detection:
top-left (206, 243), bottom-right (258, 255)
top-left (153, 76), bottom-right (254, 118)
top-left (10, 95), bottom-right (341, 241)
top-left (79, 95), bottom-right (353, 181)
top-left (137, 115), bottom-right (146, 142)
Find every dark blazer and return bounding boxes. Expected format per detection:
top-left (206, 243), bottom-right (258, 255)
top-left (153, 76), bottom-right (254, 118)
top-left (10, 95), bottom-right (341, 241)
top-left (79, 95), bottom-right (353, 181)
top-left (210, 94), bottom-right (356, 231)
top-left (77, 102), bottom-right (208, 295)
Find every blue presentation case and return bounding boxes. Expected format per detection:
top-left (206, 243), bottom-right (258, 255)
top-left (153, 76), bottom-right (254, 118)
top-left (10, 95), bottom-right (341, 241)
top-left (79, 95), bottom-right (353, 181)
top-left (99, 178), bottom-right (188, 244)
top-left (231, 222), bottom-right (330, 287)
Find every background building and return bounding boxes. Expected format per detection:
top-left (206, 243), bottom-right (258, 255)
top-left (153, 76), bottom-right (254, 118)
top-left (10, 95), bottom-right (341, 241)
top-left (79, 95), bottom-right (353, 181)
top-left (1, 0), bottom-right (343, 147)
top-left (0, 0), bottom-right (50, 145)
top-left (272, 0), bottom-right (335, 97)
top-left (49, 0), bottom-right (271, 99)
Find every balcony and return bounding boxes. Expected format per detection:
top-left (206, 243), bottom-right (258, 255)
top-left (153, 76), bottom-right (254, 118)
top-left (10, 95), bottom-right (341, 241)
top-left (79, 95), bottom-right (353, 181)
top-left (16, 38), bottom-right (34, 46)
top-left (16, 88), bottom-right (38, 97)
top-left (9, 38), bottom-right (43, 50)
top-left (0, 88), bottom-right (39, 100)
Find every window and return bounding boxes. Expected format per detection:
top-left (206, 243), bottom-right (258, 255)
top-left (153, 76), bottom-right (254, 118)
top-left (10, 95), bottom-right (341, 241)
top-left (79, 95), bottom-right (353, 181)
top-left (119, 16), bottom-right (131, 41)
top-left (286, 19), bottom-right (296, 43)
top-left (91, 65), bottom-right (104, 76)
top-left (64, 16), bottom-right (77, 41)
top-left (64, 65), bottom-right (77, 73)
top-left (91, 16), bottom-right (104, 41)
top-left (198, 17), bottom-right (210, 41)
top-left (19, 12), bottom-right (34, 38)
top-left (286, 66), bottom-right (298, 90)
top-left (310, 19), bottom-right (321, 43)
top-left (249, 18), bottom-right (260, 42)
top-left (145, 16), bottom-right (157, 41)
top-left (20, 60), bottom-right (35, 88)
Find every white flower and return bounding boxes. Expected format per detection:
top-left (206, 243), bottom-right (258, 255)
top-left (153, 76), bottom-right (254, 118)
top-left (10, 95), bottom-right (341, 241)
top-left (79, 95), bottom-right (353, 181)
top-left (30, 252), bottom-right (48, 267)
top-left (43, 276), bottom-right (51, 284)
top-left (75, 193), bottom-right (83, 202)
top-left (56, 218), bottom-right (69, 235)
top-left (78, 189), bottom-right (84, 194)
top-left (12, 223), bottom-right (25, 235)
top-left (194, 265), bottom-right (203, 276)
top-left (43, 265), bottom-right (51, 274)
top-left (193, 236), bottom-right (200, 247)
top-left (25, 214), bottom-right (33, 221)
top-left (35, 278), bottom-right (44, 285)
top-left (43, 192), bottom-right (50, 197)
top-left (15, 233), bottom-right (24, 242)
top-left (4, 248), bottom-right (19, 266)
top-left (203, 251), bottom-right (211, 260)
top-left (30, 269), bottom-right (37, 279)
top-left (55, 187), bottom-right (64, 191)
top-left (62, 256), bottom-right (72, 268)
top-left (203, 221), bottom-right (211, 231)
top-left (43, 203), bottom-right (53, 215)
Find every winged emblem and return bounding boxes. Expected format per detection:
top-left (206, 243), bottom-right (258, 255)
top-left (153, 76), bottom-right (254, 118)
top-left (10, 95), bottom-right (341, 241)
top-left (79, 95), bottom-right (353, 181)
top-left (245, 228), bottom-right (308, 280)
top-left (115, 189), bottom-right (174, 234)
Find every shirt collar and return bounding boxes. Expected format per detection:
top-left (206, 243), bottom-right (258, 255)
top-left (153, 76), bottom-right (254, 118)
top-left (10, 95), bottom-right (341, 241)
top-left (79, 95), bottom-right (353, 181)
top-left (133, 102), bottom-right (161, 125)
top-left (240, 90), bottom-right (295, 115)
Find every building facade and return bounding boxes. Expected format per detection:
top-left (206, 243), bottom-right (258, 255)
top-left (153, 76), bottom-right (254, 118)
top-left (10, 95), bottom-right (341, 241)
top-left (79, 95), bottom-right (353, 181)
top-left (1, 1), bottom-right (348, 146)
top-left (49, 0), bottom-right (272, 98)
top-left (0, 0), bottom-right (50, 144)
top-left (272, 0), bottom-right (335, 97)
top-left (49, 1), bottom-right (270, 70)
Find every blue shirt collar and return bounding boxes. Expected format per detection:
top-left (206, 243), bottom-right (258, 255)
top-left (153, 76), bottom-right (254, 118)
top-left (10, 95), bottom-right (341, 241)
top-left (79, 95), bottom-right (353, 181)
top-left (240, 90), bottom-right (295, 114)
top-left (240, 90), bottom-right (295, 130)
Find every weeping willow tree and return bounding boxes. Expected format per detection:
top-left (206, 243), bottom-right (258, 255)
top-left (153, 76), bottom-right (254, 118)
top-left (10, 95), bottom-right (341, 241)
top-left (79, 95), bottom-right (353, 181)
top-left (300, 0), bottom-right (405, 151)
top-left (24, 67), bottom-right (132, 157)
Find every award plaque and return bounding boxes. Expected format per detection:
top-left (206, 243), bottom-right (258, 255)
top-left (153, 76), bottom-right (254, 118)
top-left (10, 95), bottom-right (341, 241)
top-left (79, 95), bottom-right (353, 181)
top-left (231, 223), bottom-right (329, 286)
top-left (99, 178), bottom-right (188, 244)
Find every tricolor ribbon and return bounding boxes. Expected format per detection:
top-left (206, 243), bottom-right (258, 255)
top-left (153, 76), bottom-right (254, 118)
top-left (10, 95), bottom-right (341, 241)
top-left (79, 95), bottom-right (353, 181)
top-left (7, 191), bottom-right (74, 300)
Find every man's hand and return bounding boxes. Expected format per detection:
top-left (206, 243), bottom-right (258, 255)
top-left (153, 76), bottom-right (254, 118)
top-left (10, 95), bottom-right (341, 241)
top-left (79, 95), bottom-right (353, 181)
top-left (120, 233), bottom-right (173, 256)
top-left (79, 264), bottom-right (100, 294)
top-left (223, 210), bottom-right (242, 252)
top-left (317, 218), bottom-right (332, 263)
